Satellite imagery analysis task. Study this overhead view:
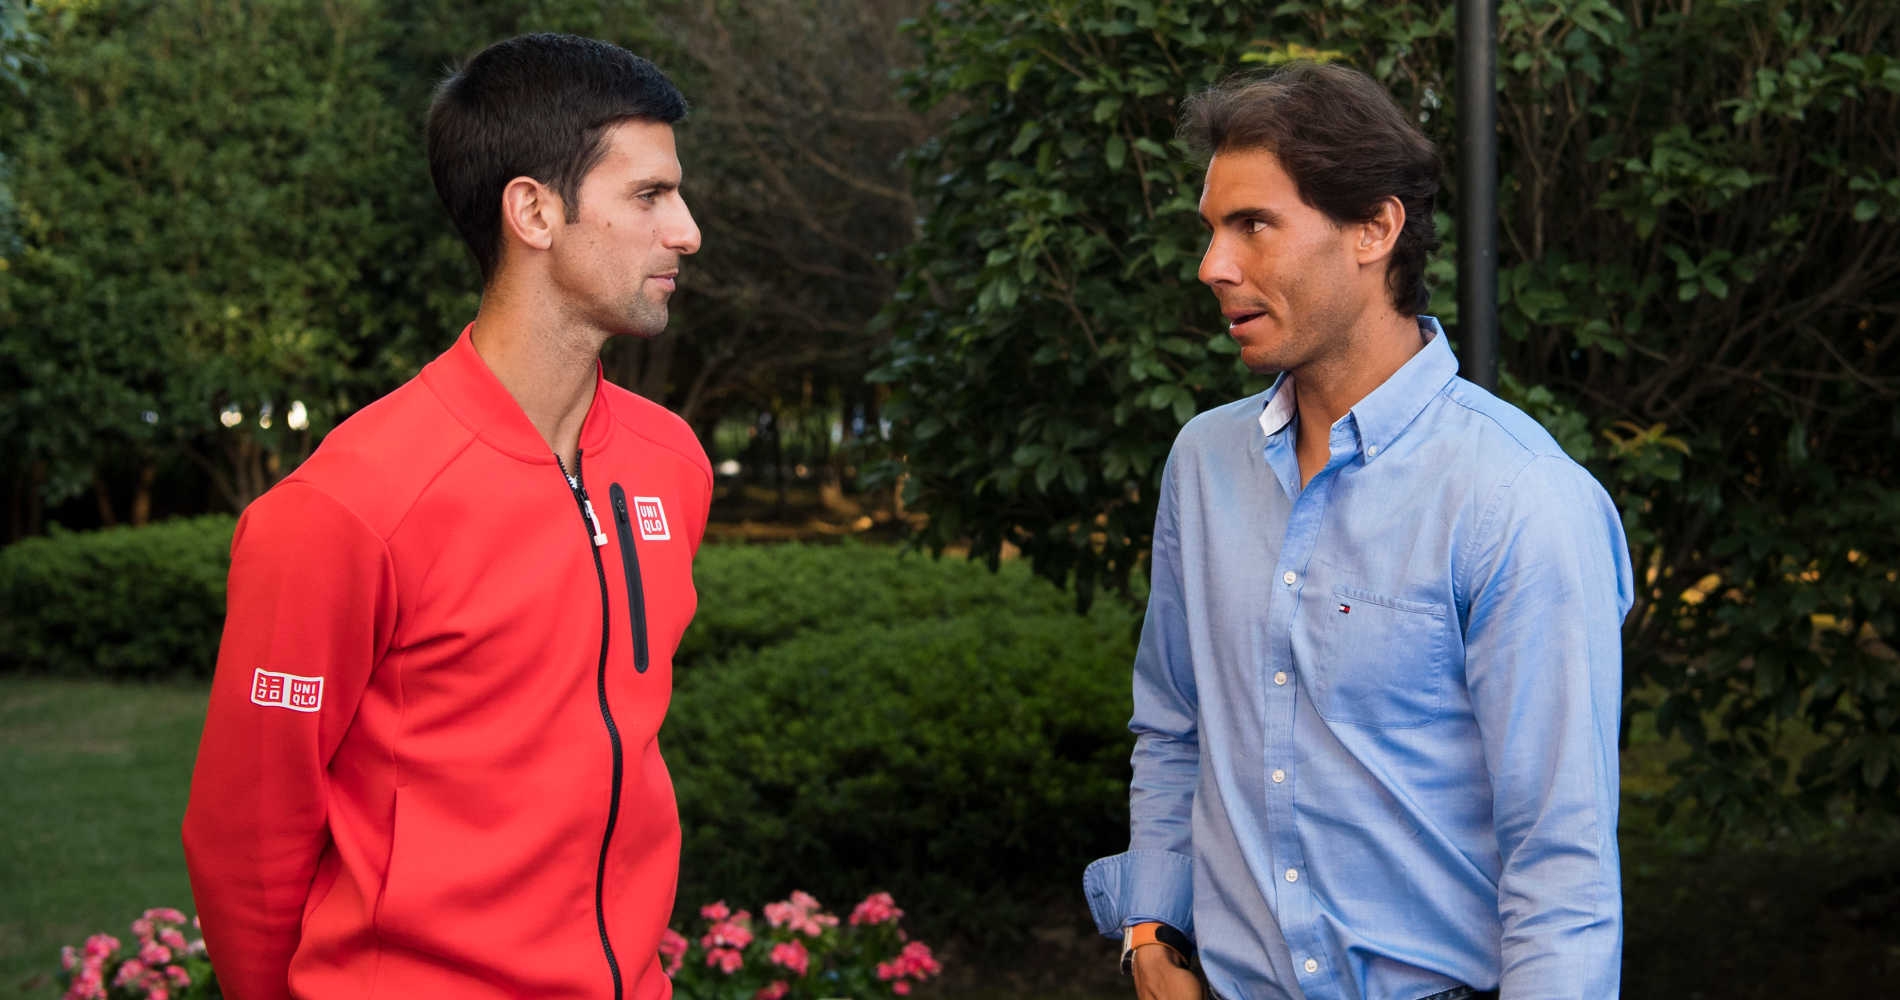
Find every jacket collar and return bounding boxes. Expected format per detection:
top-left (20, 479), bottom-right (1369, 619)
top-left (420, 323), bottom-right (617, 466)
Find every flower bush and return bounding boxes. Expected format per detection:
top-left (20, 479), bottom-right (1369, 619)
top-left (666, 891), bottom-right (942, 999)
top-left (56, 908), bottom-right (218, 1000)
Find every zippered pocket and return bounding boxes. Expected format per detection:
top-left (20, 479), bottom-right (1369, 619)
top-left (607, 484), bottom-right (652, 675)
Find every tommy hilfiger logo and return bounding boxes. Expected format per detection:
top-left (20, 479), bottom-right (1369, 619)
top-left (251, 668), bottom-right (323, 712)
top-left (633, 496), bottom-right (671, 541)
top-left (1337, 602), bottom-right (1352, 614)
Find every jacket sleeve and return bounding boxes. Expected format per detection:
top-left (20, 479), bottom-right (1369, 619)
top-left (182, 483), bottom-right (396, 1000)
top-left (1083, 450), bottom-right (1198, 940)
top-left (1461, 455), bottom-right (1633, 1000)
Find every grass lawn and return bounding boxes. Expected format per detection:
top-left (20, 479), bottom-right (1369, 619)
top-left (0, 678), bottom-right (206, 997)
top-left (2, 675), bottom-right (1897, 998)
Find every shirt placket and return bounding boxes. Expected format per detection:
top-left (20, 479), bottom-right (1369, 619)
top-left (1261, 424), bottom-right (1354, 1000)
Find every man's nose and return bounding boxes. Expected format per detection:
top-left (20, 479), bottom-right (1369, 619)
top-left (1198, 235), bottom-right (1239, 287)
top-left (668, 198), bottom-right (702, 256)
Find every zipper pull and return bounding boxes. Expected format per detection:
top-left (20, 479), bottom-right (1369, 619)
top-left (582, 498), bottom-right (609, 547)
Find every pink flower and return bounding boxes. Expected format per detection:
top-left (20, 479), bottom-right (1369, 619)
top-left (63, 967), bottom-right (106, 1000)
top-left (143, 908), bottom-right (188, 925)
top-left (898, 941), bottom-right (942, 978)
top-left (850, 892), bottom-right (904, 927)
top-left (769, 940), bottom-right (810, 976)
top-left (130, 918), bottom-right (155, 940)
top-left (876, 960), bottom-right (899, 981)
top-left (81, 935), bottom-right (120, 960)
top-left (788, 890), bottom-right (822, 912)
top-left (166, 965), bottom-right (192, 987)
top-left (658, 928), bottom-right (688, 977)
top-left (755, 982), bottom-right (790, 1000)
top-left (159, 928), bottom-right (188, 952)
top-left (764, 901), bottom-right (794, 928)
top-left (700, 900), bottom-right (731, 921)
top-left (60, 946), bottom-right (77, 971)
top-left (706, 947), bottom-right (744, 974)
top-left (893, 982), bottom-right (912, 996)
top-left (699, 917), bottom-right (754, 951)
top-left (112, 959), bottom-right (146, 988)
top-left (140, 941), bottom-right (172, 965)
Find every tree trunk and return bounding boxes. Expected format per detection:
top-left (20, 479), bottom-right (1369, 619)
top-left (93, 473), bottom-right (120, 527)
top-left (131, 462), bottom-right (157, 526)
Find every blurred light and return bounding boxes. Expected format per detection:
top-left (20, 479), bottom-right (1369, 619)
top-left (716, 459), bottom-right (742, 477)
top-left (141, 411), bottom-right (158, 425)
top-left (287, 400), bottom-right (309, 431)
top-left (219, 404), bottom-right (243, 429)
top-left (258, 401), bottom-right (274, 430)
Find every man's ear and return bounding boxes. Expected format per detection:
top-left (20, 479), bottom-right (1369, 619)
top-left (1354, 195), bottom-right (1405, 266)
top-left (499, 176), bottom-right (559, 253)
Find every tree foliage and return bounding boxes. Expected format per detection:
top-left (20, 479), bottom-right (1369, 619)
top-left (0, 0), bottom-right (460, 525)
top-left (0, 0), bottom-right (919, 533)
top-left (878, 0), bottom-right (1900, 830)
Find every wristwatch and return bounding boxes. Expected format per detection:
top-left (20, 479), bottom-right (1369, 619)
top-left (1119, 921), bottom-right (1194, 975)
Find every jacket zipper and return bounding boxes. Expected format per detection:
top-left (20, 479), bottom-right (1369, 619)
top-left (557, 450), bottom-right (625, 1000)
top-left (607, 484), bottom-right (651, 674)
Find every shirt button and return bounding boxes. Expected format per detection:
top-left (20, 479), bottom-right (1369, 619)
top-left (1284, 868), bottom-right (1299, 883)
top-left (1304, 958), bottom-right (1319, 974)
top-left (1274, 671), bottom-right (1288, 686)
top-left (1272, 769), bottom-right (1286, 783)
top-left (1282, 570), bottom-right (1297, 585)
top-left (1367, 444), bottom-right (1380, 456)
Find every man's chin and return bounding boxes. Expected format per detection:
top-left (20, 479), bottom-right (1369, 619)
top-left (1239, 345), bottom-right (1288, 376)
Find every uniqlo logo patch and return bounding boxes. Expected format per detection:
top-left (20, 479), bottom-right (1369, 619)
top-left (251, 668), bottom-right (323, 713)
top-left (633, 496), bottom-right (670, 541)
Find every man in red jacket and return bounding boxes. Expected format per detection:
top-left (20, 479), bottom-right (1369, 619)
top-left (182, 33), bottom-right (710, 1000)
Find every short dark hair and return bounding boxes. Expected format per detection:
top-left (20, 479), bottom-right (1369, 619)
top-left (1179, 63), bottom-right (1441, 316)
top-left (426, 33), bottom-right (688, 284)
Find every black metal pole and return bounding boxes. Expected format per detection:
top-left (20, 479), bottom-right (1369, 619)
top-left (1457, 0), bottom-right (1499, 391)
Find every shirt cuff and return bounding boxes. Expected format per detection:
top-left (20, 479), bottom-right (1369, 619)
top-left (1082, 848), bottom-right (1194, 939)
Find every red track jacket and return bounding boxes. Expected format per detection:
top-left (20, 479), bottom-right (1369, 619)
top-left (183, 328), bottom-right (711, 999)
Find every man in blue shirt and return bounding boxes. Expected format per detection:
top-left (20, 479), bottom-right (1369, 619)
top-left (1083, 63), bottom-right (1633, 1000)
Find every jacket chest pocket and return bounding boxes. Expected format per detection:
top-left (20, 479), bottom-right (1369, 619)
top-left (1294, 574), bottom-right (1451, 729)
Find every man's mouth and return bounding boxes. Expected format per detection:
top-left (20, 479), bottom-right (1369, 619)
top-left (1226, 310), bottom-right (1267, 330)
top-left (652, 271), bottom-right (678, 291)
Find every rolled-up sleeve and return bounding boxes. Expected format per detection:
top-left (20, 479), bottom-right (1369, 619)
top-left (1084, 451), bottom-right (1199, 939)
top-left (1461, 454), bottom-right (1633, 999)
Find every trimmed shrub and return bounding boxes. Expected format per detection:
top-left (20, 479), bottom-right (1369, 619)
top-left (666, 606), bottom-right (1139, 940)
top-left (677, 541), bottom-right (1080, 667)
top-left (0, 516), bottom-right (235, 679)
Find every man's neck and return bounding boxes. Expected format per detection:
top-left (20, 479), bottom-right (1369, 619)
top-left (468, 289), bottom-right (605, 472)
top-left (1292, 311), bottom-right (1426, 486)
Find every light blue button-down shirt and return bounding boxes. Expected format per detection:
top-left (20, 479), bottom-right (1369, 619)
top-left (1084, 318), bottom-right (1632, 1000)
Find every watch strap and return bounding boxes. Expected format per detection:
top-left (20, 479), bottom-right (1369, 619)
top-left (1119, 921), bottom-right (1194, 975)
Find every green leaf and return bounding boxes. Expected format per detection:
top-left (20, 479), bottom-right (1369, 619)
top-left (1104, 134), bottom-right (1126, 170)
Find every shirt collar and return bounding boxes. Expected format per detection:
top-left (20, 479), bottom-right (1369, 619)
top-left (420, 323), bottom-right (616, 465)
top-left (1256, 316), bottom-right (1458, 463)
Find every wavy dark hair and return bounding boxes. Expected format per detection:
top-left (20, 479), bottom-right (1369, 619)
top-left (1179, 62), bottom-right (1441, 315)
top-left (427, 33), bottom-right (687, 284)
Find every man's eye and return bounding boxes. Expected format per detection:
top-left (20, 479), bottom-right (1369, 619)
top-left (637, 190), bottom-right (660, 203)
top-left (1244, 219), bottom-right (1268, 235)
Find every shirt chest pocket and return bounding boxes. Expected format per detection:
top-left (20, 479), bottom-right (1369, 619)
top-left (1295, 578), bottom-right (1452, 729)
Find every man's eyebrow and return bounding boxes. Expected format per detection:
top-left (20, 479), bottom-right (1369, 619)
top-left (1196, 206), bottom-right (1281, 229)
top-left (627, 177), bottom-right (679, 194)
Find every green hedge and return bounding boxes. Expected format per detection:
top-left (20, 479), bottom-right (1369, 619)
top-left (667, 607), bottom-right (1136, 940)
top-left (677, 541), bottom-right (1080, 667)
top-left (0, 517), bottom-right (236, 679)
top-left (2, 522), bottom-right (1145, 940)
